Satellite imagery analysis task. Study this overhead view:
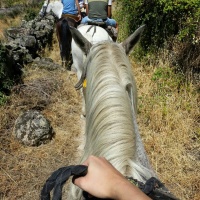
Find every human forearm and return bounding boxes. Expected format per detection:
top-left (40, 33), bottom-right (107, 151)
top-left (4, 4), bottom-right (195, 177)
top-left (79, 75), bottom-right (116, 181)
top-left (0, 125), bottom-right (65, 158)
top-left (74, 156), bottom-right (151, 200)
top-left (112, 178), bottom-right (151, 200)
top-left (75, 0), bottom-right (81, 15)
top-left (107, 5), bottom-right (112, 18)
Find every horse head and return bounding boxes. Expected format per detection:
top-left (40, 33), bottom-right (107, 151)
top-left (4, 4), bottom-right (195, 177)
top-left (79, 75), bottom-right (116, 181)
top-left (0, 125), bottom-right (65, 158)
top-left (70, 25), bottom-right (146, 89)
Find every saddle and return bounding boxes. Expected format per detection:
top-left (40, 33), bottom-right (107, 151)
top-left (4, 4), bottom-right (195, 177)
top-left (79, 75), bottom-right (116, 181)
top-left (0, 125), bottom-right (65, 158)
top-left (87, 21), bottom-right (118, 42)
top-left (61, 13), bottom-right (81, 22)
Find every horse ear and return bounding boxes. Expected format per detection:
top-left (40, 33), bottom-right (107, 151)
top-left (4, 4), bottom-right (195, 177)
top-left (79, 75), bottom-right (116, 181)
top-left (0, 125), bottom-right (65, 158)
top-left (121, 25), bottom-right (146, 55)
top-left (70, 26), bottom-right (92, 55)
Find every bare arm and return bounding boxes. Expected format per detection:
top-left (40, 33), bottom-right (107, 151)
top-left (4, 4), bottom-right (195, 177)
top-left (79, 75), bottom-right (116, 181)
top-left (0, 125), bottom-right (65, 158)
top-left (74, 156), bottom-right (151, 200)
top-left (108, 5), bottom-right (112, 18)
top-left (75, 0), bottom-right (81, 15)
top-left (85, 4), bottom-right (89, 15)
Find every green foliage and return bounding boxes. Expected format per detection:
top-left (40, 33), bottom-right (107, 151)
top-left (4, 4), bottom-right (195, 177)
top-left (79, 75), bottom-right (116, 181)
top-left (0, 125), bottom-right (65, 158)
top-left (24, 7), bottom-right (39, 21)
top-left (116, 0), bottom-right (199, 53)
top-left (151, 66), bottom-right (184, 96)
top-left (1, 0), bottom-right (24, 7)
top-left (0, 92), bottom-right (9, 105)
top-left (0, 43), bottom-right (14, 104)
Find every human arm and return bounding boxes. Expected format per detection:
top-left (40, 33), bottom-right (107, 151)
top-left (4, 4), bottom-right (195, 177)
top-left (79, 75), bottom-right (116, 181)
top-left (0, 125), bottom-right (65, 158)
top-left (84, 0), bottom-right (89, 15)
top-left (73, 156), bottom-right (151, 200)
top-left (107, 0), bottom-right (112, 18)
top-left (75, 0), bottom-right (81, 16)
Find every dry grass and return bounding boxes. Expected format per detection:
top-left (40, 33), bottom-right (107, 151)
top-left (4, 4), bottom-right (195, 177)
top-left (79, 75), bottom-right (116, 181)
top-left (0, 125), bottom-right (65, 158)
top-left (0, 67), bottom-right (84, 199)
top-left (132, 57), bottom-right (200, 200)
top-left (0, 15), bottom-right (23, 41)
top-left (0, 33), bottom-right (85, 199)
top-left (0, 20), bottom-right (199, 200)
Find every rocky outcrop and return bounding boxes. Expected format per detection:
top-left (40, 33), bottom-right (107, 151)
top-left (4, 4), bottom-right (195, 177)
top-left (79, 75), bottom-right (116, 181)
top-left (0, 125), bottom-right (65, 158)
top-left (0, 5), bottom-right (24, 16)
top-left (0, 12), bottom-right (57, 88)
top-left (5, 13), bottom-right (56, 65)
top-left (1, 13), bottom-right (61, 146)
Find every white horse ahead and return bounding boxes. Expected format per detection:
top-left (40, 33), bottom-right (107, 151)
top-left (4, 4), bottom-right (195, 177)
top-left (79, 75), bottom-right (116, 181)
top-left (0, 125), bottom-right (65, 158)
top-left (39, 0), bottom-right (63, 19)
top-left (67, 25), bottom-right (160, 199)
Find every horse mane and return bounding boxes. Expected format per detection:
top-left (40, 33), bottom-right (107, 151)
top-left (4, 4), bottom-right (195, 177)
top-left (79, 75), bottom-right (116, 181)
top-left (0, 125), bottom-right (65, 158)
top-left (69, 41), bottom-right (155, 199)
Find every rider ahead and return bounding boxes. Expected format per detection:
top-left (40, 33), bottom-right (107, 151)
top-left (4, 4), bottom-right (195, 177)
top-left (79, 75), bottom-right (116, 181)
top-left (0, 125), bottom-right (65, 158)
top-left (61, 0), bottom-right (81, 21)
top-left (81, 0), bottom-right (118, 41)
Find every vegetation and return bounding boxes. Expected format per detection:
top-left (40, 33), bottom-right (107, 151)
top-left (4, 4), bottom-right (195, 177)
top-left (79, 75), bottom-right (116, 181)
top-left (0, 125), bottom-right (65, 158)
top-left (0, 43), bottom-right (12, 104)
top-left (0, 2), bottom-right (199, 200)
top-left (115, 0), bottom-right (199, 82)
top-left (113, 1), bottom-right (199, 199)
top-left (0, 1), bottom-right (43, 105)
top-left (133, 60), bottom-right (199, 200)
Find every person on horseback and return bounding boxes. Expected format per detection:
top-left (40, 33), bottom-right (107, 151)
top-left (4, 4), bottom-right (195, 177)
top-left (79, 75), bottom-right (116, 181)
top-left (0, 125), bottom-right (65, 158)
top-left (79, 0), bottom-right (86, 18)
top-left (56, 0), bottom-right (82, 70)
top-left (61, 0), bottom-right (81, 21)
top-left (81, 0), bottom-right (118, 41)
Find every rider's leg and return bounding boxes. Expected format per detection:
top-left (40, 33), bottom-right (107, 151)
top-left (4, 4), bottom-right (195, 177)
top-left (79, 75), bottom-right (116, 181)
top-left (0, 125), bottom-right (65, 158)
top-left (81, 16), bottom-right (89, 24)
top-left (106, 18), bottom-right (118, 41)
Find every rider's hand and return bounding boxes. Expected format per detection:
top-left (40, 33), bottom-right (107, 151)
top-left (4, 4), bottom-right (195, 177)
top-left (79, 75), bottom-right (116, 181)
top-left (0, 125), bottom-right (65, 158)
top-left (73, 156), bottom-right (151, 200)
top-left (78, 14), bottom-right (81, 21)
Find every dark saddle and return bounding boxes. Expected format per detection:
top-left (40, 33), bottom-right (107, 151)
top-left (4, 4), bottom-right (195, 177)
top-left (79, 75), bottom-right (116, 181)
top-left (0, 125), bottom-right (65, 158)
top-left (87, 21), bottom-right (118, 42)
top-left (58, 14), bottom-right (81, 28)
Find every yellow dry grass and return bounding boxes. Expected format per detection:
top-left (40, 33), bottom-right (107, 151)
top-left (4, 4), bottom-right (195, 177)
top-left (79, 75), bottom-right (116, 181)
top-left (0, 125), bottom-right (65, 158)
top-left (132, 57), bottom-right (200, 200)
top-left (0, 16), bottom-right (23, 41)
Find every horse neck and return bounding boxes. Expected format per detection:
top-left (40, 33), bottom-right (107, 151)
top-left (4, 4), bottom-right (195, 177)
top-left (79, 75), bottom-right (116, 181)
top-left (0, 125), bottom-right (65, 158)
top-left (83, 43), bottom-right (137, 172)
top-left (69, 43), bottom-right (157, 200)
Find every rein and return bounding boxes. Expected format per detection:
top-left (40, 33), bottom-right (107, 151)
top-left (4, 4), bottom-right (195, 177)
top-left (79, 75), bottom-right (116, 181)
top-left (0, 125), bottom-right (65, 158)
top-left (40, 165), bottom-right (179, 200)
top-left (40, 165), bottom-right (87, 200)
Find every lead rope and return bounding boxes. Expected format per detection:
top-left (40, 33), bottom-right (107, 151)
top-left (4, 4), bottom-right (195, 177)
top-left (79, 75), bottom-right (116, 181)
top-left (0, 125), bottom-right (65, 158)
top-left (40, 165), bottom-right (87, 200)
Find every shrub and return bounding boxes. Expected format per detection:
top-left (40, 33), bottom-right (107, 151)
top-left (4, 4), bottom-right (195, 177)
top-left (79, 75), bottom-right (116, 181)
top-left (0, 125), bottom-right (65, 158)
top-left (115, 0), bottom-right (199, 82)
top-left (116, 0), bottom-right (199, 53)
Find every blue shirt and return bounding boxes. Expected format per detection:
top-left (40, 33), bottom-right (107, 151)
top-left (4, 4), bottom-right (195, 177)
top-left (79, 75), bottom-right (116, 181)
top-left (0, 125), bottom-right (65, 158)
top-left (62, 0), bottom-right (78, 15)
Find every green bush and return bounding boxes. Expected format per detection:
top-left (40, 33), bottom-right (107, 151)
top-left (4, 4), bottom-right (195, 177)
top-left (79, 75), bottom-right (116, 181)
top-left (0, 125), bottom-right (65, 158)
top-left (115, 0), bottom-right (199, 82)
top-left (24, 7), bottom-right (39, 21)
top-left (116, 0), bottom-right (199, 53)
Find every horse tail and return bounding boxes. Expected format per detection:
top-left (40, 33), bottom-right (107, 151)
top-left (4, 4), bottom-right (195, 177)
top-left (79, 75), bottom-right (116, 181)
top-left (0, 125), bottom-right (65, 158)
top-left (61, 18), bottom-right (71, 63)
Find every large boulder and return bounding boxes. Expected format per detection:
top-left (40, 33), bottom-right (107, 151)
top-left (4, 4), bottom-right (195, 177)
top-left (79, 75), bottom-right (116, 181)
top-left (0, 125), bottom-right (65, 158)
top-left (14, 110), bottom-right (54, 146)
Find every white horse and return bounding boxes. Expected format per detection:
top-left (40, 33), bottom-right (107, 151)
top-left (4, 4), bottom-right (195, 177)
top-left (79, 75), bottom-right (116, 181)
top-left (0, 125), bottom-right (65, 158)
top-left (68, 25), bottom-right (160, 199)
top-left (71, 25), bottom-right (112, 116)
top-left (39, 0), bottom-right (63, 19)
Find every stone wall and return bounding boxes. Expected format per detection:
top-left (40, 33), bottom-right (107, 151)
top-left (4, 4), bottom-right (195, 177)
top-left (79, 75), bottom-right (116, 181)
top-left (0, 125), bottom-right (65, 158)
top-left (1, 12), bottom-right (56, 86)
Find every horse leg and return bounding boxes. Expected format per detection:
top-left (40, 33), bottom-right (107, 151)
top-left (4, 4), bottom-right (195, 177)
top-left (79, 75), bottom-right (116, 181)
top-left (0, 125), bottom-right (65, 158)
top-left (60, 18), bottom-right (73, 70)
top-left (56, 20), bottom-right (65, 67)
